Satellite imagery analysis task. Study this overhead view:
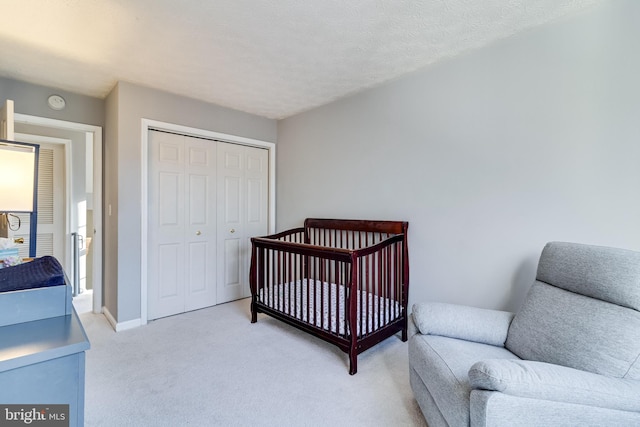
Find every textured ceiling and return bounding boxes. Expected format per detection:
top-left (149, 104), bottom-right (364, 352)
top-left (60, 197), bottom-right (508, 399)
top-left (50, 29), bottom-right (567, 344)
top-left (0, 0), bottom-right (600, 119)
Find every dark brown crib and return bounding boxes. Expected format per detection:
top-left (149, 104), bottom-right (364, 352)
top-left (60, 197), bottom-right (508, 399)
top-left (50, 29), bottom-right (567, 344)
top-left (250, 218), bottom-right (409, 374)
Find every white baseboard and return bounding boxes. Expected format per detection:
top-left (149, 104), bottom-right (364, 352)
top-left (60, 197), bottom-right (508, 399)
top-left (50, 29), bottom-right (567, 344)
top-left (103, 307), bottom-right (142, 332)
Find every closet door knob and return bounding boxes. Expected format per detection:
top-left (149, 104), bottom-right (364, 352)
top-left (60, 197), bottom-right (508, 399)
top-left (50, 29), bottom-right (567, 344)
top-left (230, 229), bottom-right (236, 234)
top-left (196, 231), bottom-right (201, 235)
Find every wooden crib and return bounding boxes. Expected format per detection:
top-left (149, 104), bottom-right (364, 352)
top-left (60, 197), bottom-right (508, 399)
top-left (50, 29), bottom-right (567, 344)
top-left (249, 218), bottom-right (409, 374)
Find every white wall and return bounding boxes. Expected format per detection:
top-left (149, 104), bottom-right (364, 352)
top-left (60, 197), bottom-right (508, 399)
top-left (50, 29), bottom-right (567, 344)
top-left (277, 0), bottom-right (640, 311)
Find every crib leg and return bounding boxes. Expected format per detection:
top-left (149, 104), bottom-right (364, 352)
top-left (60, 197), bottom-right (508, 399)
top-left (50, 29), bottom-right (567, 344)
top-left (401, 316), bottom-right (408, 341)
top-left (251, 301), bottom-right (257, 323)
top-left (349, 351), bottom-right (357, 375)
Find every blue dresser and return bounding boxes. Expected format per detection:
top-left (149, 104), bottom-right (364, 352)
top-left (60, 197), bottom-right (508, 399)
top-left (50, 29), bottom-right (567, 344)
top-left (0, 257), bottom-right (90, 426)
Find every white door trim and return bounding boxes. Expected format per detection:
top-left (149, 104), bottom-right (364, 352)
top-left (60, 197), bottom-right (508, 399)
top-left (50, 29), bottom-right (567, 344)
top-left (140, 118), bottom-right (276, 325)
top-left (14, 113), bottom-right (104, 314)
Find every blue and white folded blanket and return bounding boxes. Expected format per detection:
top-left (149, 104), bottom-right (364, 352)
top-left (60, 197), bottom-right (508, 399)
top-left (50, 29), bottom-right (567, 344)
top-left (0, 256), bottom-right (66, 293)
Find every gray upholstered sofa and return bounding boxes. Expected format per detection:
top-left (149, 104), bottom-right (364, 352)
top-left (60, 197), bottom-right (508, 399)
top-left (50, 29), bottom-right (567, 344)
top-left (409, 241), bottom-right (640, 426)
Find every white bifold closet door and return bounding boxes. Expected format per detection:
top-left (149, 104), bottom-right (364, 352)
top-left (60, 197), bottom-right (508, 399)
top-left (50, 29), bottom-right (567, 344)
top-left (147, 130), bottom-right (268, 320)
top-left (216, 141), bottom-right (268, 303)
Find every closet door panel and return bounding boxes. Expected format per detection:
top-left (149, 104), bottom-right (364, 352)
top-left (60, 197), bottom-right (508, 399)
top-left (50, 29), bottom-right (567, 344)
top-left (217, 143), bottom-right (245, 303)
top-left (183, 137), bottom-right (217, 312)
top-left (148, 131), bottom-right (186, 319)
top-left (243, 147), bottom-right (269, 297)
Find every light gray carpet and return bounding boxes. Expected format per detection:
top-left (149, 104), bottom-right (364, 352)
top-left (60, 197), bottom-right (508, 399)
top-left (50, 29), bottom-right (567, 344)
top-left (81, 298), bottom-right (427, 426)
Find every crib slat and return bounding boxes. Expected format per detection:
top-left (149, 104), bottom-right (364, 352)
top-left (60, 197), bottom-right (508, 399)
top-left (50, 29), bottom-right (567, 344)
top-left (396, 242), bottom-right (401, 318)
top-left (377, 249), bottom-right (383, 335)
top-left (385, 246), bottom-right (390, 324)
top-left (286, 250), bottom-right (290, 316)
top-left (305, 257), bottom-right (312, 322)
top-left (360, 254), bottom-right (365, 336)
top-left (322, 257), bottom-right (327, 331)
top-left (267, 249), bottom-right (272, 308)
top-left (294, 251), bottom-right (299, 319)
top-left (364, 253), bottom-right (369, 336)
top-left (312, 256), bottom-right (318, 328)
top-left (342, 261), bottom-right (347, 338)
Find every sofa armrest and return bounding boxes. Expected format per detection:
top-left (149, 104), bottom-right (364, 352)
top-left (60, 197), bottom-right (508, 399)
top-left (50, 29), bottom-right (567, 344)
top-left (411, 302), bottom-right (514, 346)
top-left (469, 359), bottom-right (640, 412)
top-left (408, 312), bottom-right (419, 338)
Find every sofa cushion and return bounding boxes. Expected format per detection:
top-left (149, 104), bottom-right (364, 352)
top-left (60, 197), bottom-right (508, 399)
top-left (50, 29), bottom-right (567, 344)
top-left (412, 302), bottom-right (514, 346)
top-left (470, 390), bottom-right (640, 427)
top-left (505, 281), bottom-right (640, 378)
top-left (537, 242), bottom-right (640, 311)
top-left (469, 359), bottom-right (640, 412)
top-left (409, 334), bottom-right (518, 427)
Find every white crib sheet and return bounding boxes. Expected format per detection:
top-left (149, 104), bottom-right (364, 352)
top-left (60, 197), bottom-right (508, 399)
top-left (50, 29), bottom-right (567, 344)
top-left (258, 279), bottom-right (401, 336)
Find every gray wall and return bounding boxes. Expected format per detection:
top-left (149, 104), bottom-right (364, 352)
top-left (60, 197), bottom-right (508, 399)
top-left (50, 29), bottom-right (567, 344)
top-left (0, 77), bottom-right (104, 126)
top-left (104, 85), bottom-right (119, 320)
top-left (106, 81), bottom-right (277, 322)
top-left (277, 0), bottom-right (640, 311)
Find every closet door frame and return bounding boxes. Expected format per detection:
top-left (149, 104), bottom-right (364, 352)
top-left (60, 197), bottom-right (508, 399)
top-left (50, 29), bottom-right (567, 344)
top-left (140, 118), bottom-right (276, 325)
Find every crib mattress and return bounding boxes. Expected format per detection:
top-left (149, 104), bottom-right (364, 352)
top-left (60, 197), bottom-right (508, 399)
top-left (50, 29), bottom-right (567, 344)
top-left (258, 279), bottom-right (401, 337)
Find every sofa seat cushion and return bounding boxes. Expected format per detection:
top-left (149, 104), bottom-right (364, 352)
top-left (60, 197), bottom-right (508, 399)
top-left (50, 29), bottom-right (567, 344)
top-left (409, 334), bottom-right (519, 427)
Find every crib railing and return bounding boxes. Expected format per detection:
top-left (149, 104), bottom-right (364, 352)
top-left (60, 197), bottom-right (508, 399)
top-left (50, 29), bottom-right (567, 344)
top-left (250, 234), bottom-right (353, 338)
top-left (354, 237), bottom-right (405, 335)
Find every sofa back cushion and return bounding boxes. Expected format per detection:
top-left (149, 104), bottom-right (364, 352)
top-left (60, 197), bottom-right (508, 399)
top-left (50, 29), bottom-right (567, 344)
top-left (536, 241), bottom-right (640, 311)
top-left (505, 242), bottom-right (640, 379)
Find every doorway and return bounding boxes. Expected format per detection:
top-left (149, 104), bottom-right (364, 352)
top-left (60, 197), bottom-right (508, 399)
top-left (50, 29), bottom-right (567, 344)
top-left (10, 134), bottom-right (67, 263)
top-left (13, 113), bottom-right (103, 314)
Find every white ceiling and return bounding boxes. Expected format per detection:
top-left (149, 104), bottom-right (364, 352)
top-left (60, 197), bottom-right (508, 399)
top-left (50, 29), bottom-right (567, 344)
top-left (0, 0), bottom-right (600, 119)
